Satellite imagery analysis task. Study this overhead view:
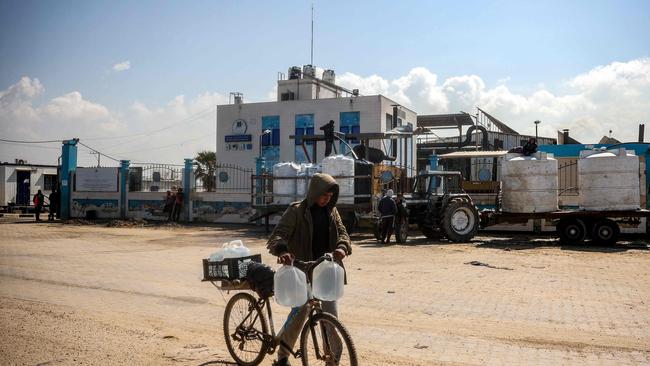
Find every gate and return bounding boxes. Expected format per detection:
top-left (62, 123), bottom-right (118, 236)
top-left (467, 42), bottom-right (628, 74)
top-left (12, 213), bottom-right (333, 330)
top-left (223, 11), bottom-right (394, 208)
top-left (194, 163), bottom-right (252, 193)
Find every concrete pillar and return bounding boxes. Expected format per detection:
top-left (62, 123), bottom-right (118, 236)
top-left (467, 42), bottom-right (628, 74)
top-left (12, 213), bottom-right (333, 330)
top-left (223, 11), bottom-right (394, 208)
top-left (60, 139), bottom-right (78, 220)
top-left (255, 157), bottom-right (266, 205)
top-left (183, 158), bottom-right (193, 222)
top-left (120, 160), bottom-right (130, 219)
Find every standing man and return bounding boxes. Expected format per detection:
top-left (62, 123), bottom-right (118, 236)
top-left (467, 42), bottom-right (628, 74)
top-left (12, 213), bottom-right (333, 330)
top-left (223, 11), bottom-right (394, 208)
top-left (172, 188), bottom-right (184, 222)
top-left (48, 188), bottom-right (59, 221)
top-left (164, 190), bottom-right (174, 221)
top-left (378, 189), bottom-right (397, 244)
top-left (320, 120), bottom-right (335, 157)
top-left (33, 189), bottom-right (45, 222)
top-left (267, 173), bottom-right (352, 366)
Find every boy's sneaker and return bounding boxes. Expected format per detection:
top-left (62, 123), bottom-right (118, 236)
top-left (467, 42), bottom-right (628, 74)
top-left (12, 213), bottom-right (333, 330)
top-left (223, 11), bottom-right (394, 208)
top-left (272, 357), bottom-right (291, 366)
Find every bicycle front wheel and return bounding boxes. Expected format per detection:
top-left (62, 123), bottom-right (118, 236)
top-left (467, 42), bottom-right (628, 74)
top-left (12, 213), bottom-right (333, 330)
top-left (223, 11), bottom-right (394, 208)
top-left (223, 292), bottom-right (269, 366)
top-left (299, 312), bottom-right (358, 366)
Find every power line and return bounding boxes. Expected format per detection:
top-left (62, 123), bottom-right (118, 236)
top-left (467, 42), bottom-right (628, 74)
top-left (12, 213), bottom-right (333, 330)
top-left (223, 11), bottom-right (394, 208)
top-left (0, 140), bottom-right (60, 150)
top-left (110, 134), bottom-right (212, 155)
top-left (82, 107), bottom-right (215, 142)
top-left (77, 141), bottom-right (122, 162)
top-left (0, 138), bottom-right (62, 144)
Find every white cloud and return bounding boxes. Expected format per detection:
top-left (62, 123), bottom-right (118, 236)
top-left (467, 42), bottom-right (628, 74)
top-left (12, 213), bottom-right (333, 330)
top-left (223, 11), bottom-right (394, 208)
top-left (112, 60), bottom-right (131, 72)
top-left (336, 58), bottom-right (650, 142)
top-left (0, 77), bottom-right (227, 166)
top-left (2, 59), bottom-right (649, 166)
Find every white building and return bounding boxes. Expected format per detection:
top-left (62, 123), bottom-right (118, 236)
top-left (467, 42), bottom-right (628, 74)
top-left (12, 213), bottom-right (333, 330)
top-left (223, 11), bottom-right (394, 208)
top-left (0, 160), bottom-right (58, 208)
top-left (216, 66), bottom-right (417, 175)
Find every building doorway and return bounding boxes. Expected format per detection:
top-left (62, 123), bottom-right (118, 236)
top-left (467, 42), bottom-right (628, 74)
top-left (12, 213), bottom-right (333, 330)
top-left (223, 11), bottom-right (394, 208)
top-left (16, 170), bottom-right (30, 205)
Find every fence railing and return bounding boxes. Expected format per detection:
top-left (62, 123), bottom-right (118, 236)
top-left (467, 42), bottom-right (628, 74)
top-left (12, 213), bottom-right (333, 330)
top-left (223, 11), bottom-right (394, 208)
top-left (558, 159), bottom-right (579, 196)
top-left (129, 163), bottom-right (184, 192)
top-left (194, 163), bottom-right (252, 193)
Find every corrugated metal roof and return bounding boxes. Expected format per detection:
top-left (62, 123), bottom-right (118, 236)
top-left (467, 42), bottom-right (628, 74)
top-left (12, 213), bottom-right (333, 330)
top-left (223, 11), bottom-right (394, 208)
top-left (438, 151), bottom-right (509, 159)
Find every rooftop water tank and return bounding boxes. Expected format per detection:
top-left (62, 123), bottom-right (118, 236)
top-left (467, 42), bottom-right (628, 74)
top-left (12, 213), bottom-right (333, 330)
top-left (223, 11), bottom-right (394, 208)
top-left (322, 155), bottom-right (355, 205)
top-left (322, 69), bottom-right (336, 84)
top-left (288, 66), bottom-right (301, 80)
top-left (303, 64), bottom-right (315, 78)
top-left (501, 152), bottom-right (558, 213)
top-left (578, 148), bottom-right (640, 211)
top-left (273, 162), bottom-right (300, 204)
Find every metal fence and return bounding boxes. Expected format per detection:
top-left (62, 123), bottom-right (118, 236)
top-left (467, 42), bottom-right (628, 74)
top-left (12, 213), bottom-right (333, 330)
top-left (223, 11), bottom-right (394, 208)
top-left (558, 159), bottom-right (579, 196)
top-left (194, 163), bottom-right (252, 193)
top-left (129, 163), bottom-right (184, 192)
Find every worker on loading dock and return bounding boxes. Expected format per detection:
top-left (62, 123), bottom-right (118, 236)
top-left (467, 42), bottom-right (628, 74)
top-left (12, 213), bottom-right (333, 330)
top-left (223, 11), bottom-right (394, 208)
top-left (378, 189), bottom-right (397, 244)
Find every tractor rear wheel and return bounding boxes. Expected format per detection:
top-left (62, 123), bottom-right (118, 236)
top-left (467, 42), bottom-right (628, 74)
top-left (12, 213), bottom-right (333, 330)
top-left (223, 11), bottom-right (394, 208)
top-left (441, 201), bottom-right (479, 242)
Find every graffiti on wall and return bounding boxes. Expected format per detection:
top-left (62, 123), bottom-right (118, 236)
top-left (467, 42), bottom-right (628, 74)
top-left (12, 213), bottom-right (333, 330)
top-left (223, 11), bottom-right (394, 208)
top-left (71, 199), bottom-right (119, 218)
top-left (192, 201), bottom-right (255, 222)
top-left (128, 199), bottom-right (168, 220)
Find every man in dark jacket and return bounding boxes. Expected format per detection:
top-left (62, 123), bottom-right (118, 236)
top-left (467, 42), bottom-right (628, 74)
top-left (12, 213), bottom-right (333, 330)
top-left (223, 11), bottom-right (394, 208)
top-left (320, 120), bottom-right (335, 157)
top-left (267, 173), bottom-right (352, 366)
top-left (48, 188), bottom-right (59, 221)
top-left (377, 189), bottom-right (397, 244)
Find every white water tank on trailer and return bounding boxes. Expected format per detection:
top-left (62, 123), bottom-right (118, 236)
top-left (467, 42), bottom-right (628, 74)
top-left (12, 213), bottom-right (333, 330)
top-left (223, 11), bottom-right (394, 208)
top-left (501, 152), bottom-right (558, 213)
top-left (578, 148), bottom-right (640, 211)
top-left (296, 163), bottom-right (320, 197)
top-left (322, 155), bottom-right (355, 204)
top-left (273, 162), bottom-right (300, 204)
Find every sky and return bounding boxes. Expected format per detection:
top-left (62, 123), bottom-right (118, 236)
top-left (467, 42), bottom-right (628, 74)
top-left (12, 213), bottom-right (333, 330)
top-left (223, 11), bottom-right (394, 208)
top-left (1, 0), bottom-right (649, 166)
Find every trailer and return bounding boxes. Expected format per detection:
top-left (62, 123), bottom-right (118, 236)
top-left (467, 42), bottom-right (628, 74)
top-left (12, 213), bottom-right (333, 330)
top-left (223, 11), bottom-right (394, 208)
top-left (480, 209), bottom-right (650, 245)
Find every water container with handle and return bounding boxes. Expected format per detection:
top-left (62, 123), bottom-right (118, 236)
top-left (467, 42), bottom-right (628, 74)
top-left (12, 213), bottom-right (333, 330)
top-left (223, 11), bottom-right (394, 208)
top-left (311, 253), bottom-right (345, 301)
top-left (229, 239), bottom-right (251, 258)
top-left (274, 263), bottom-right (308, 307)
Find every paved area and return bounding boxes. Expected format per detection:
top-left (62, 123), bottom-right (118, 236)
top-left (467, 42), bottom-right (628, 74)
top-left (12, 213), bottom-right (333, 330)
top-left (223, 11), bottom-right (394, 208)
top-left (1, 217), bottom-right (649, 365)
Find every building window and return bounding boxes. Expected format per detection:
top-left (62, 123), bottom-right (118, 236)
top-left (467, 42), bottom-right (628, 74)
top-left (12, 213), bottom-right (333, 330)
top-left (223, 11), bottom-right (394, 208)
top-left (44, 174), bottom-right (57, 191)
top-left (340, 111), bottom-right (360, 154)
top-left (295, 114), bottom-right (314, 162)
top-left (261, 116), bottom-right (280, 166)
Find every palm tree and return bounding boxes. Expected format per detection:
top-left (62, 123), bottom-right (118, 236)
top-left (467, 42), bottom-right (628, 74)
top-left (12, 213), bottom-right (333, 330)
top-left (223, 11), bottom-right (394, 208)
top-left (194, 150), bottom-right (216, 192)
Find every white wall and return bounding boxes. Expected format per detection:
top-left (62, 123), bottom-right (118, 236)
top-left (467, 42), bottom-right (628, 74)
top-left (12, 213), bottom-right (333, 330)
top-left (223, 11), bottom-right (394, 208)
top-left (217, 95), bottom-right (417, 172)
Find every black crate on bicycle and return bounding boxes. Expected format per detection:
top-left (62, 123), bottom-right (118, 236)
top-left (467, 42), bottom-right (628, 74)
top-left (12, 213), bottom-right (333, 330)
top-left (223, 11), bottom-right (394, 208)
top-left (202, 254), bottom-right (262, 281)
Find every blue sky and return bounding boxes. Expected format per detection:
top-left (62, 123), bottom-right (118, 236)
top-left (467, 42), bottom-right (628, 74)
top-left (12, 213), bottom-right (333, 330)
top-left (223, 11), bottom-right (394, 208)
top-left (1, 0), bottom-right (649, 165)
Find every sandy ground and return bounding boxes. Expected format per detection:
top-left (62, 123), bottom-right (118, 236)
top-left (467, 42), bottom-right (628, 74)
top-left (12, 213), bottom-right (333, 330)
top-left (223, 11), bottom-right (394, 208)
top-left (1, 216), bottom-right (649, 365)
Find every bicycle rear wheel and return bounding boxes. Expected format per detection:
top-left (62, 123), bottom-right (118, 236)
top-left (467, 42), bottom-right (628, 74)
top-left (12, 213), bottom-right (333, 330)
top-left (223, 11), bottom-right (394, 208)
top-left (223, 292), bottom-right (269, 366)
top-left (299, 312), bottom-right (357, 366)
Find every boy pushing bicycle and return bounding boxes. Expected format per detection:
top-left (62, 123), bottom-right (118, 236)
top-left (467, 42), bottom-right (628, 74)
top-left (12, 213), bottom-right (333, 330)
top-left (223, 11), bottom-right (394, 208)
top-left (266, 173), bottom-right (352, 366)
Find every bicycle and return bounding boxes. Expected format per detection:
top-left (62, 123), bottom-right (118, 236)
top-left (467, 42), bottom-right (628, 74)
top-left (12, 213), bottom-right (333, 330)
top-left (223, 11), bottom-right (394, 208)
top-left (218, 258), bottom-right (358, 366)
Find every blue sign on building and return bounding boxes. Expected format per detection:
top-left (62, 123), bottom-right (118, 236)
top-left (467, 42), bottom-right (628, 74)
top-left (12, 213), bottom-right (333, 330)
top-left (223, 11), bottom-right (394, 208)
top-left (225, 135), bottom-right (252, 142)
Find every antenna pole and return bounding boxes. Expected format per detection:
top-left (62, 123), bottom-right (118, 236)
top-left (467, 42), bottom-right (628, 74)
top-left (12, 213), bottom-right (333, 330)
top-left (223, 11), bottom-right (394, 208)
top-left (310, 2), bottom-right (314, 65)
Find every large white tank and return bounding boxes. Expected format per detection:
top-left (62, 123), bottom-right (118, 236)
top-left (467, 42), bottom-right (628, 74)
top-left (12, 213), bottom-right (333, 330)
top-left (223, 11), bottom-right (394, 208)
top-left (273, 162), bottom-right (300, 204)
top-left (578, 148), bottom-right (640, 211)
top-left (501, 152), bottom-right (558, 213)
top-left (322, 155), bottom-right (355, 204)
top-left (296, 163), bottom-right (321, 198)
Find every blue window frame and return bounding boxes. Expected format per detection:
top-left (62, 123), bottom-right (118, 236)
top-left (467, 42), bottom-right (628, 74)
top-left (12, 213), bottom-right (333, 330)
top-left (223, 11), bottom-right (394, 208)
top-left (295, 114), bottom-right (314, 162)
top-left (339, 112), bottom-right (360, 153)
top-left (261, 116), bottom-right (280, 166)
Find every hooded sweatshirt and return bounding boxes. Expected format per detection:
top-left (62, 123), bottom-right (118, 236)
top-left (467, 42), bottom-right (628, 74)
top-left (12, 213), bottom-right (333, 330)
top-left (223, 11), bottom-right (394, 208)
top-left (266, 173), bottom-right (352, 261)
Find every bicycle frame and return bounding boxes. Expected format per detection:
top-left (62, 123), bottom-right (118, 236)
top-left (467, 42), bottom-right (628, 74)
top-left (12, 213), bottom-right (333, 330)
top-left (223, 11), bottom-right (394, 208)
top-left (231, 295), bottom-right (332, 362)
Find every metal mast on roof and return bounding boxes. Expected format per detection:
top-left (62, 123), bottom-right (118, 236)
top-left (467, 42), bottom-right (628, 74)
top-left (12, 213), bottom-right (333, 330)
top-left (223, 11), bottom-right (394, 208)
top-left (310, 2), bottom-right (314, 65)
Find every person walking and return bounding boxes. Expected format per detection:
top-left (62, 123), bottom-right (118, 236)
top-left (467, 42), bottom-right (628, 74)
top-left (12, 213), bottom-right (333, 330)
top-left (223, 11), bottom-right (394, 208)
top-left (377, 189), bottom-right (397, 244)
top-left (320, 120), bottom-right (335, 157)
top-left (48, 188), bottom-right (59, 221)
top-left (33, 189), bottom-right (45, 222)
top-left (266, 173), bottom-right (352, 366)
top-left (172, 188), bottom-right (184, 222)
top-left (164, 190), bottom-right (174, 221)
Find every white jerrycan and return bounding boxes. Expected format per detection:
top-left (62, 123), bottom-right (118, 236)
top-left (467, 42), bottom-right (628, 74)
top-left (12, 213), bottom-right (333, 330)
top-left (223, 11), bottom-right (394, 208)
top-left (311, 253), bottom-right (345, 301)
top-left (274, 263), bottom-right (308, 307)
top-left (229, 239), bottom-right (251, 258)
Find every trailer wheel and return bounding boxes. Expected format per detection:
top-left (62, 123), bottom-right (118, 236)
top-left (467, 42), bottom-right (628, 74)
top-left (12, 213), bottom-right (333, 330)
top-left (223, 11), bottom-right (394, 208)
top-left (557, 218), bottom-right (587, 245)
top-left (441, 201), bottom-right (479, 242)
top-left (342, 212), bottom-right (358, 235)
top-left (591, 219), bottom-right (620, 245)
top-left (395, 217), bottom-right (409, 244)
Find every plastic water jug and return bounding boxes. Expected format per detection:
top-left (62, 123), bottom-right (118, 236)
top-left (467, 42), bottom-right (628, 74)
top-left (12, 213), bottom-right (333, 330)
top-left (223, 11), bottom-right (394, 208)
top-left (311, 254), bottom-right (345, 301)
top-left (274, 264), bottom-right (308, 307)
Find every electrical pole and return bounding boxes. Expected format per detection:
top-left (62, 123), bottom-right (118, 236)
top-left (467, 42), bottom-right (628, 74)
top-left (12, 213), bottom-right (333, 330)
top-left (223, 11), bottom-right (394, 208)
top-left (534, 120), bottom-right (540, 141)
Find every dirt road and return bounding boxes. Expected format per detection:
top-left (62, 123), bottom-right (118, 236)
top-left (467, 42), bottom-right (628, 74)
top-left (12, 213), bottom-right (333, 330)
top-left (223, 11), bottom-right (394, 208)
top-left (1, 218), bottom-right (649, 365)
